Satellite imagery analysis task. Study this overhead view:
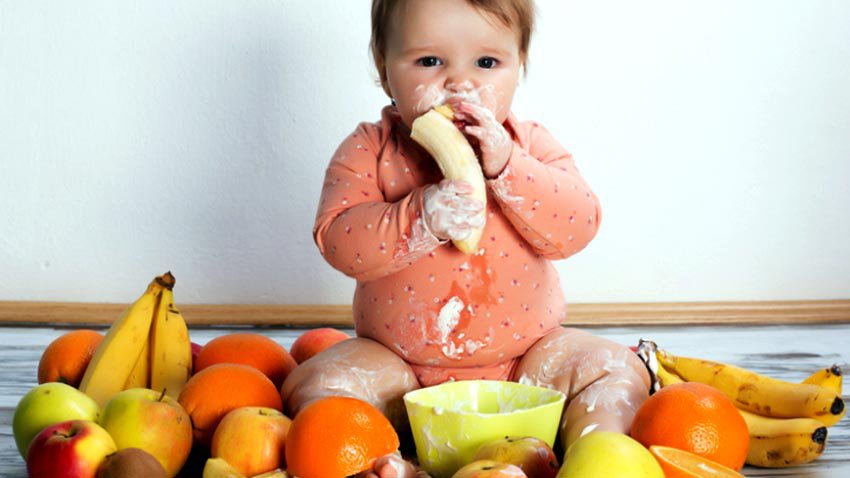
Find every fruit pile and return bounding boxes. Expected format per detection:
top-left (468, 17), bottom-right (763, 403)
top-left (12, 272), bottom-right (356, 478)
top-left (11, 273), bottom-right (847, 478)
top-left (642, 340), bottom-right (845, 468)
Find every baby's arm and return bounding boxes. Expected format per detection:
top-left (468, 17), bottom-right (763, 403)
top-left (486, 122), bottom-right (602, 260)
top-left (314, 124), bottom-right (446, 282)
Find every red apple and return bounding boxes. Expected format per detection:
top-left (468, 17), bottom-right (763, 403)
top-left (97, 388), bottom-right (192, 478)
top-left (473, 436), bottom-right (559, 478)
top-left (289, 328), bottom-right (350, 364)
top-left (191, 342), bottom-right (202, 373)
top-left (211, 406), bottom-right (292, 476)
top-left (26, 420), bottom-right (117, 478)
top-left (452, 460), bottom-right (527, 478)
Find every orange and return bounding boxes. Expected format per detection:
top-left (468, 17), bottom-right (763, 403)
top-left (195, 333), bottom-right (297, 388)
top-left (650, 446), bottom-right (745, 477)
top-left (289, 328), bottom-right (350, 364)
top-left (631, 382), bottom-right (749, 471)
top-left (37, 329), bottom-right (104, 387)
top-left (178, 363), bottom-right (283, 446)
top-left (285, 396), bottom-right (399, 478)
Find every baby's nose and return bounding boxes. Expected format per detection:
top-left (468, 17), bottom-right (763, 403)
top-left (445, 79), bottom-right (475, 93)
top-left (444, 64), bottom-right (475, 93)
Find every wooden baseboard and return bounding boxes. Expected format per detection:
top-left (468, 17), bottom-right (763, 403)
top-left (0, 299), bottom-right (848, 327)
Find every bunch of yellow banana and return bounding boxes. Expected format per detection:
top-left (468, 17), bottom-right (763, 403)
top-left (79, 272), bottom-right (192, 406)
top-left (650, 344), bottom-right (845, 468)
top-left (411, 104), bottom-right (486, 254)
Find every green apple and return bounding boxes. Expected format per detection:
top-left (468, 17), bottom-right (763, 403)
top-left (13, 382), bottom-right (100, 458)
top-left (557, 431), bottom-right (663, 478)
top-left (97, 388), bottom-right (193, 478)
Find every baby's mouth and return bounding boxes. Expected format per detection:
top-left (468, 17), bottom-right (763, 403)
top-left (442, 103), bottom-right (470, 131)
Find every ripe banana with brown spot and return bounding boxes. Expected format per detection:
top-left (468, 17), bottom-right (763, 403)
top-left (740, 409), bottom-right (827, 467)
top-left (80, 274), bottom-right (171, 406)
top-left (800, 364), bottom-right (845, 426)
top-left (654, 359), bottom-right (685, 388)
top-left (411, 104), bottom-right (486, 254)
top-left (150, 286), bottom-right (192, 400)
top-left (656, 349), bottom-right (845, 424)
top-left (655, 358), bottom-right (829, 468)
top-left (124, 338), bottom-right (150, 389)
top-left (802, 364), bottom-right (843, 394)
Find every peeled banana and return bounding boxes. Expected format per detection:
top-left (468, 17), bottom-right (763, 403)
top-left (657, 349), bottom-right (845, 424)
top-left (411, 104), bottom-right (486, 254)
top-left (79, 275), bottom-right (169, 406)
top-left (740, 409), bottom-right (827, 467)
top-left (150, 286), bottom-right (192, 400)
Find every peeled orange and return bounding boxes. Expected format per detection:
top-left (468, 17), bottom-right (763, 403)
top-left (650, 445), bottom-right (746, 477)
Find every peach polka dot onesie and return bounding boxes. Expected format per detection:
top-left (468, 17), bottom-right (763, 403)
top-left (314, 105), bottom-right (601, 387)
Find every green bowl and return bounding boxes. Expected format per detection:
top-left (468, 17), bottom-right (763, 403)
top-left (403, 380), bottom-right (565, 478)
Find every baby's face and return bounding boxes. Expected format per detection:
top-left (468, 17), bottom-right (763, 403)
top-left (380, 0), bottom-right (523, 128)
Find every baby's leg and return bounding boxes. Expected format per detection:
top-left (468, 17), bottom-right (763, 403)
top-left (280, 337), bottom-right (420, 434)
top-left (513, 328), bottom-right (650, 450)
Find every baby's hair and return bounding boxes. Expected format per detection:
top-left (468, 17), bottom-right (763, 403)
top-left (370, 0), bottom-right (535, 73)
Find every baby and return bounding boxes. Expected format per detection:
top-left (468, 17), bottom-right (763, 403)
top-left (281, 0), bottom-right (650, 475)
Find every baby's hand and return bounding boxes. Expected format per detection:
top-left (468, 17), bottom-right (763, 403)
top-left (355, 451), bottom-right (431, 478)
top-left (423, 179), bottom-right (485, 241)
top-left (451, 100), bottom-right (512, 178)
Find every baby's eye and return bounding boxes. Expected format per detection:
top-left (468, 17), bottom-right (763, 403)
top-left (417, 56), bottom-right (442, 67)
top-left (476, 56), bottom-right (498, 69)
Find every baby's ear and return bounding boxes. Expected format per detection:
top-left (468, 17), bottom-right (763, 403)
top-left (520, 53), bottom-right (529, 77)
top-left (374, 56), bottom-right (393, 99)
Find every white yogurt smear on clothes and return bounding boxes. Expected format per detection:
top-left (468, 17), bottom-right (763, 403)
top-left (437, 296), bottom-right (464, 343)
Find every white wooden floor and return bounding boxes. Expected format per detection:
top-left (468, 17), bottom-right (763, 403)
top-left (2, 324), bottom-right (848, 477)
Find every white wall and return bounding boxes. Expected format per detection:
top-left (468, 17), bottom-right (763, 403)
top-left (2, 0), bottom-right (849, 305)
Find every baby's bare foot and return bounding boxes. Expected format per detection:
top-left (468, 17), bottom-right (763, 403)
top-left (356, 451), bottom-right (431, 478)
